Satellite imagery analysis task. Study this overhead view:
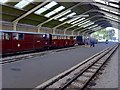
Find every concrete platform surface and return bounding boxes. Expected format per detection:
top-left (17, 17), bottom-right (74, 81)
top-left (2, 42), bottom-right (117, 88)
top-left (92, 44), bottom-right (119, 89)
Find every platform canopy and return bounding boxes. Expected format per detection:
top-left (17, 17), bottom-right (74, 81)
top-left (0, 0), bottom-right (120, 35)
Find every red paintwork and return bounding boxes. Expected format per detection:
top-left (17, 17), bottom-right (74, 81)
top-left (1, 30), bottom-right (76, 55)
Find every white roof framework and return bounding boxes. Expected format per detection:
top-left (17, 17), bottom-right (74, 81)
top-left (1, 0), bottom-right (120, 35)
top-left (34, 1), bottom-right (58, 15)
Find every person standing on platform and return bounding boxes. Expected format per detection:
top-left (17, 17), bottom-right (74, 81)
top-left (90, 38), bottom-right (95, 47)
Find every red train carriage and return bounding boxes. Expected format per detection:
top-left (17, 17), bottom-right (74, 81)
top-left (0, 30), bottom-right (50, 55)
top-left (0, 30), bottom-right (76, 55)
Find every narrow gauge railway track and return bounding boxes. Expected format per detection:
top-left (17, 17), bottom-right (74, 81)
top-left (34, 44), bottom-right (119, 90)
top-left (1, 45), bottom-right (83, 64)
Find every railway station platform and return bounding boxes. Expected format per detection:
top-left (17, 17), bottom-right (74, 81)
top-left (2, 42), bottom-right (118, 88)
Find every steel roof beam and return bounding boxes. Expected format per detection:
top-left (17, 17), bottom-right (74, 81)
top-left (71, 14), bottom-right (104, 35)
top-left (37, 3), bottom-right (81, 33)
top-left (92, 2), bottom-right (119, 13)
top-left (76, 18), bottom-right (110, 35)
top-left (52, 4), bottom-right (96, 34)
top-left (12, 0), bottom-right (51, 31)
top-left (72, 14), bottom-right (120, 35)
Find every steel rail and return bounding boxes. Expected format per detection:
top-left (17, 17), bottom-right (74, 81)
top-left (34, 44), bottom-right (119, 89)
top-left (59, 44), bottom-right (118, 90)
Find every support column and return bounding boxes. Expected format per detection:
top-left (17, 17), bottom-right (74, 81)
top-left (52, 28), bottom-right (56, 34)
top-left (118, 30), bottom-right (120, 43)
top-left (38, 26), bottom-right (41, 32)
top-left (13, 21), bottom-right (18, 31)
top-left (72, 30), bottom-right (74, 35)
top-left (64, 30), bottom-right (67, 35)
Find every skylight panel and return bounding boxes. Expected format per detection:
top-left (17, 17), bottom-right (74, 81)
top-left (83, 22), bottom-right (94, 27)
top-left (35, 8), bottom-right (47, 15)
top-left (59, 17), bottom-right (67, 21)
top-left (94, 0), bottom-right (106, 4)
top-left (45, 6), bottom-right (65, 18)
top-left (78, 20), bottom-right (91, 26)
top-left (82, 20), bottom-right (91, 24)
top-left (34, 1), bottom-right (57, 15)
top-left (59, 12), bottom-right (76, 22)
top-left (100, 7), bottom-right (110, 11)
top-left (0, 0), bottom-right (9, 3)
top-left (109, 3), bottom-right (119, 8)
top-left (71, 18), bottom-right (85, 24)
top-left (88, 24), bottom-right (98, 29)
top-left (45, 11), bottom-right (56, 17)
top-left (105, 13), bottom-right (113, 17)
top-left (15, 0), bottom-right (34, 9)
top-left (54, 10), bottom-right (71, 20)
top-left (110, 10), bottom-right (119, 15)
top-left (66, 12), bottom-right (76, 18)
top-left (67, 17), bottom-right (80, 23)
top-left (44, 1), bottom-right (58, 9)
top-left (54, 6), bottom-right (65, 12)
top-left (109, 0), bottom-right (119, 3)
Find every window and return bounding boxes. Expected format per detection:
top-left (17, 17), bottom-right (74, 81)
top-left (18, 33), bottom-right (24, 40)
top-left (5, 33), bottom-right (11, 40)
top-left (13, 33), bottom-right (24, 40)
top-left (13, 33), bottom-right (18, 40)
top-left (0, 32), bottom-right (3, 40)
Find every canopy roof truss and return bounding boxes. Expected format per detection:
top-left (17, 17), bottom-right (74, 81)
top-left (1, 0), bottom-right (120, 35)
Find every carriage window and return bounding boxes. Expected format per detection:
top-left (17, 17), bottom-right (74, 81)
top-left (13, 33), bottom-right (18, 40)
top-left (18, 33), bottom-right (24, 40)
top-left (5, 33), bottom-right (11, 40)
top-left (13, 33), bottom-right (24, 40)
top-left (0, 32), bottom-right (3, 40)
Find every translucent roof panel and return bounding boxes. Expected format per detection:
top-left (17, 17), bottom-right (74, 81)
top-left (45, 6), bottom-right (65, 18)
top-left (54, 10), bottom-right (71, 20)
top-left (66, 12), bottom-right (76, 18)
top-left (34, 8), bottom-right (47, 15)
top-left (0, 0), bottom-right (9, 4)
top-left (59, 17), bottom-right (67, 21)
top-left (59, 12), bottom-right (76, 22)
top-left (110, 10), bottom-right (119, 15)
top-left (88, 24), bottom-right (98, 29)
top-left (45, 11), bottom-right (56, 17)
top-left (94, 0), bottom-right (106, 4)
top-left (100, 7), bottom-right (110, 11)
top-left (101, 7), bottom-right (119, 15)
top-left (34, 1), bottom-right (58, 15)
top-left (71, 18), bottom-right (85, 24)
top-left (44, 1), bottom-right (58, 9)
top-left (78, 20), bottom-right (91, 26)
top-left (67, 17), bottom-right (80, 23)
top-left (109, 0), bottom-right (119, 3)
top-left (15, 0), bottom-right (34, 9)
top-left (109, 3), bottom-right (119, 8)
top-left (83, 22), bottom-right (94, 27)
